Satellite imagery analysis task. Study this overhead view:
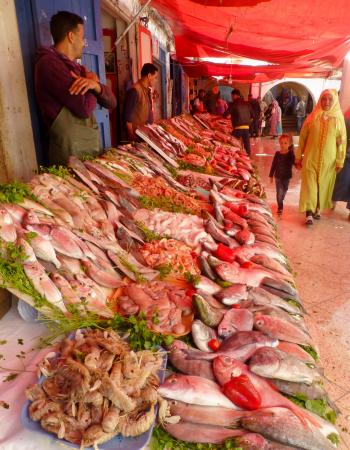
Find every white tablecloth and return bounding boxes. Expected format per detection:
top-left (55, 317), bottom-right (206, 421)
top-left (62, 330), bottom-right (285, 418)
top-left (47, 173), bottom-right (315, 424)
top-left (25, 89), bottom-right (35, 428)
top-left (0, 303), bottom-right (150, 450)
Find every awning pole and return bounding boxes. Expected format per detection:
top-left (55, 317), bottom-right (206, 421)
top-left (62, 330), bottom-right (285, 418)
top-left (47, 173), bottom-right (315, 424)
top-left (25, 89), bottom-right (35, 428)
top-left (114, 0), bottom-right (152, 48)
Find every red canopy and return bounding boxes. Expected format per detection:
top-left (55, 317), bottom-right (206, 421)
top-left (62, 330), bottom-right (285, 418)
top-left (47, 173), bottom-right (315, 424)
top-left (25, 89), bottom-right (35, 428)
top-left (144, 0), bottom-right (350, 80)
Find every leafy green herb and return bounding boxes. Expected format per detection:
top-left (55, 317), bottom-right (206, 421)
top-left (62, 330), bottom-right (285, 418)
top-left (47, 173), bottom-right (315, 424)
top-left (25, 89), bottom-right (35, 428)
top-left (39, 165), bottom-right (72, 179)
top-left (327, 433), bottom-right (340, 445)
top-left (178, 161), bottom-right (206, 174)
top-left (113, 170), bottom-right (133, 184)
top-left (150, 426), bottom-right (242, 450)
top-left (151, 312), bottom-right (160, 325)
top-left (135, 221), bottom-right (164, 242)
top-left (0, 182), bottom-right (36, 204)
top-left (164, 164), bottom-right (178, 179)
top-left (0, 240), bottom-right (57, 314)
top-left (184, 271), bottom-right (201, 286)
top-left (117, 253), bottom-right (146, 283)
top-left (24, 232), bottom-right (38, 244)
top-left (216, 279), bottom-right (233, 288)
top-left (287, 394), bottom-right (337, 423)
top-left (2, 373), bottom-right (18, 383)
top-left (139, 195), bottom-right (194, 215)
top-left (156, 263), bottom-right (172, 280)
top-left (300, 344), bottom-right (319, 362)
top-left (40, 308), bottom-right (174, 352)
top-left (80, 154), bottom-right (96, 161)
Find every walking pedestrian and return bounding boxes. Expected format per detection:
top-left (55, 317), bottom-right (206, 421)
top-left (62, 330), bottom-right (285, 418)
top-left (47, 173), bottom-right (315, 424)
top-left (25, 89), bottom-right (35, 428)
top-left (295, 89), bottom-right (346, 226)
top-left (269, 135), bottom-right (295, 215)
top-left (296, 95), bottom-right (307, 134)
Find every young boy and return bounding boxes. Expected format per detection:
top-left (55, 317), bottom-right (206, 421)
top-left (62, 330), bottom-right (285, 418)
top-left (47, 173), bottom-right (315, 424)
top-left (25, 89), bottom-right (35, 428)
top-left (269, 134), bottom-right (295, 215)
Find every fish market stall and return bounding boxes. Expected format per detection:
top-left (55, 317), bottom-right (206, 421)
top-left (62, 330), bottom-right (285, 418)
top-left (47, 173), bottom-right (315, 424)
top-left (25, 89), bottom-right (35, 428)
top-left (0, 115), bottom-right (340, 450)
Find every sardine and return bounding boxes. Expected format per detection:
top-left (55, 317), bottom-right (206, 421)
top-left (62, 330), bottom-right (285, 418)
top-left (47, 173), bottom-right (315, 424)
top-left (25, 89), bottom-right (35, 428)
top-left (81, 259), bottom-right (124, 288)
top-left (193, 294), bottom-right (225, 327)
top-left (199, 253), bottom-right (217, 280)
top-left (261, 277), bottom-right (297, 298)
top-left (192, 320), bottom-right (218, 352)
top-left (158, 373), bottom-right (240, 409)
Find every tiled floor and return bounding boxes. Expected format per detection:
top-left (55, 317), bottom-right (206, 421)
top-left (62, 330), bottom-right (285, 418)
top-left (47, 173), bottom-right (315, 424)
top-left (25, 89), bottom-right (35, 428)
top-left (252, 137), bottom-right (350, 449)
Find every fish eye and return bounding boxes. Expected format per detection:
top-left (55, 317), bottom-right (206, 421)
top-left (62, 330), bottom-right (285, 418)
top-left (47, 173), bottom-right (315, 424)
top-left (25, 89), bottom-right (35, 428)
top-left (170, 378), bottom-right (177, 384)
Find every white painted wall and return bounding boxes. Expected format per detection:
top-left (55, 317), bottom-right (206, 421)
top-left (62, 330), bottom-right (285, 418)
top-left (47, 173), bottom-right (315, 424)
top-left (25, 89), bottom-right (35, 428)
top-left (261, 77), bottom-right (341, 104)
top-left (340, 52), bottom-right (350, 116)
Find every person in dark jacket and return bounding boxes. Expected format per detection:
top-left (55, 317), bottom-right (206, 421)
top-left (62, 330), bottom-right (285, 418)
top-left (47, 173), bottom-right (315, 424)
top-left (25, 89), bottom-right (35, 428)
top-left (248, 94), bottom-right (261, 137)
top-left (205, 86), bottom-right (220, 114)
top-left (224, 89), bottom-right (252, 155)
top-left (124, 63), bottom-right (158, 141)
top-left (269, 134), bottom-right (295, 215)
top-left (35, 10), bottom-right (116, 165)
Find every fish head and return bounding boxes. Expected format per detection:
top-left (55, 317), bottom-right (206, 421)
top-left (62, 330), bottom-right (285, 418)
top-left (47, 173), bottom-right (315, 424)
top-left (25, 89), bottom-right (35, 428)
top-left (212, 356), bottom-right (246, 385)
top-left (158, 373), bottom-right (184, 395)
top-left (50, 272), bottom-right (69, 287)
top-left (192, 320), bottom-right (213, 341)
top-left (23, 262), bottom-right (45, 277)
top-left (23, 209), bottom-right (40, 226)
top-left (254, 314), bottom-right (267, 330)
top-left (168, 339), bottom-right (187, 352)
top-left (0, 208), bottom-right (13, 225)
top-left (236, 433), bottom-right (267, 450)
top-left (249, 347), bottom-right (281, 375)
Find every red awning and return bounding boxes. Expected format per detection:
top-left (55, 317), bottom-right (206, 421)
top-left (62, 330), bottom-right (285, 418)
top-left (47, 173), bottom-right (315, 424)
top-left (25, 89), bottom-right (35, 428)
top-left (144, 0), bottom-right (350, 80)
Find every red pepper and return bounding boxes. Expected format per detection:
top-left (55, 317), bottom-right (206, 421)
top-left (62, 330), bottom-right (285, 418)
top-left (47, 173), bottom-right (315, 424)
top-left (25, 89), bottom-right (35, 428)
top-left (186, 288), bottom-right (196, 297)
top-left (224, 220), bottom-right (233, 230)
top-left (232, 304), bottom-right (241, 309)
top-left (222, 374), bottom-right (261, 410)
top-left (213, 243), bottom-right (236, 263)
top-left (238, 204), bottom-right (249, 216)
top-left (241, 261), bottom-right (254, 269)
top-left (208, 338), bottom-right (221, 352)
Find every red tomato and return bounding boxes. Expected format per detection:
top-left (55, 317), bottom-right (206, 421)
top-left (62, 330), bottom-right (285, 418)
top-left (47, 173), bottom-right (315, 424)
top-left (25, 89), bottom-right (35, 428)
top-left (208, 339), bottom-right (221, 352)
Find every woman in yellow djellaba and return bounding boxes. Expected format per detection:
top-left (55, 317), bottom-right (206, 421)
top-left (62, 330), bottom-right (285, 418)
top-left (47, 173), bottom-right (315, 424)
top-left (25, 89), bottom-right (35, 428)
top-left (295, 89), bottom-right (347, 226)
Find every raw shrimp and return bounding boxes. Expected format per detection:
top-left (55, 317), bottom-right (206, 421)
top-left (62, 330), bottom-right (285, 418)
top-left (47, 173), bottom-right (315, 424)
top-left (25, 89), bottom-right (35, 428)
top-left (118, 403), bottom-right (156, 437)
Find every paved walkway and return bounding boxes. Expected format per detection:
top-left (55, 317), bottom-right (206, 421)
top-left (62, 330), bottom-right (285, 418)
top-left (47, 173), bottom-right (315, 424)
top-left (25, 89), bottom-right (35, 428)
top-left (252, 137), bottom-right (350, 449)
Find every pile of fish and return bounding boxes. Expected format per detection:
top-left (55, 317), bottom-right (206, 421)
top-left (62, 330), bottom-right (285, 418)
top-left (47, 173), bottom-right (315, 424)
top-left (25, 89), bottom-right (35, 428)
top-left (0, 113), bottom-right (339, 448)
top-left (26, 329), bottom-right (163, 446)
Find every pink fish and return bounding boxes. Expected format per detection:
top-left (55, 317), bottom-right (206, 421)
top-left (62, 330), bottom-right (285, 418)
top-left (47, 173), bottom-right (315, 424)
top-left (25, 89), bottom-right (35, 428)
top-left (51, 272), bottom-right (82, 306)
top-left (0, 208), bottom-right (17, 242)
top-left (164, 421), bottom-right (245, 444)
top-left (213, 356), bottom-right (320, 428)
top-left (81, 259), bottom-right (123, 288)
top-left (23, 262), bottom-right (66, 312)
top-left (254, 314), bottom-right (312, 346)
top-left (72, 273), bottom-right (113, 318)
top-left (218, 308), bottom-right (254, 338)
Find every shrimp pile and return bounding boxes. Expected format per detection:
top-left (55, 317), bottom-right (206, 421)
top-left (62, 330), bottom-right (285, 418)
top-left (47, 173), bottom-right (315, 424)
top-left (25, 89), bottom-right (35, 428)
top-left (131, 174), bottom-right (209, 216)
top-left (26, 329), bottom-right (163, 447)
top-left (140, 238), bottom-right (200, 277)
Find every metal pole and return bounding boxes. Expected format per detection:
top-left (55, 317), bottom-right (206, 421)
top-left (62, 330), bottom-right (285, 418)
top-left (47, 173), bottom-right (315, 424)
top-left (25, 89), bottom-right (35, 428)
top-left (114, 0), bottom-right (152, 48)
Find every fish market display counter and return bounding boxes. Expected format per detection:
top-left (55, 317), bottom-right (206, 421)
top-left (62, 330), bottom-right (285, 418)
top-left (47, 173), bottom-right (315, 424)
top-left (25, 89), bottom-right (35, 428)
top-left (0, 114), bottom-right (339, 450)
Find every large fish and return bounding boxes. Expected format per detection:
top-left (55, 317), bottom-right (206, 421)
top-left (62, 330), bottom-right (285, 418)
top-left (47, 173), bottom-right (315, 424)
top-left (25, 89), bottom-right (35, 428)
top-left (168, 400), bottom-right (249, 427)
top-left (23, 262), bottom-right (66, 312)
top-left (240, 407), bottom-right (337, 450)
top-left (184, 331), bottom-right (278, 362)
top-left (158, 373), bottom-right (240, 409)
top-left (205, 218), bottom-right (232, 247)
top-left (213, 357), bottom-right (320, 428)
top-left (168, 340), bottom-right (215, 380)
top-left (164, 421), bottom-right (245, 444)
top-left (218, 308), bottom-right (254, 338)
top-left (195, 276), bottom-right (222, 296)
top-left (248, 287), bottom-right (303, 315)
top-left (0, 208), bottom-right (17, 242)
top-left (254, 314), bottom-right (313, 346)
top-left (248, 347), bottom-right (319, 384)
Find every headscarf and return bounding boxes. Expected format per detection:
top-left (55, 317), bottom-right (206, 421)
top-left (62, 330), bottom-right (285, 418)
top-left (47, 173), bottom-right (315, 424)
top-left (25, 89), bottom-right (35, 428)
top-left (304, 89), bottom-right (347, 160)
top-left (304, 89), bottom-right (343, 124)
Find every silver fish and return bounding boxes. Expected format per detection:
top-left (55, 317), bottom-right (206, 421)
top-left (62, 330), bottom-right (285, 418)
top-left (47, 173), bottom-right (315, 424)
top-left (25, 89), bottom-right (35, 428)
top-left (214, 284), bottom-right (248, 305)
top-left (192, 320), bottom-right (218, 352)
top-left (218, 308), bottom-right (254, 338)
